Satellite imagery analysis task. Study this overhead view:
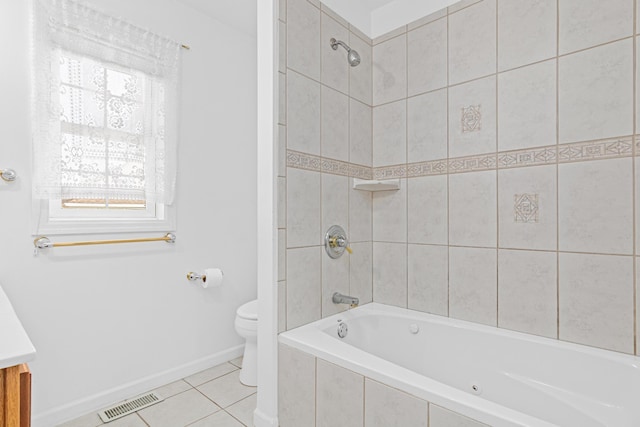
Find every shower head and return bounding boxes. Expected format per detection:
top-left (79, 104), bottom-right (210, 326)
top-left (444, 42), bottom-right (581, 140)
top-left (347, 50), bottom-right (361, 67)
top-left (330, 38), bottom-right (361, 67)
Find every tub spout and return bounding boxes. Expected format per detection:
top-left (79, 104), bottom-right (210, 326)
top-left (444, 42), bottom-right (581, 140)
top-left (333, 292), bottom-right (359, 308)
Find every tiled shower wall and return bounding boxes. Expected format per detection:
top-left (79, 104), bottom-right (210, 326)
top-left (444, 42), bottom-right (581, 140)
top-left (278, 0), bottom-right (375, 331)
top-left (280, 0), bottom-right (640, 357)
top-left (370, 0), bottom-right (640, 356)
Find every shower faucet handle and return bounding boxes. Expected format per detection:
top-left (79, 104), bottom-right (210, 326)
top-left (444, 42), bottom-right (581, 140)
top-left (331, 236), bottom-right (353, 254)
top-left (325, 225), bottom-right (352, 259)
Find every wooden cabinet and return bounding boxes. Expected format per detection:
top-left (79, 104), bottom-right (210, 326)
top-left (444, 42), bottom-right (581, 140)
top-left (0, 364), bottom-right (31, 427)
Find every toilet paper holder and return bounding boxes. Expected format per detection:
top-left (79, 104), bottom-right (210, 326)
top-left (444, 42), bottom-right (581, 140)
top-left (186, 270), bottom-right (224, 284)
top-left (187, 272), bottom-right (205, 282)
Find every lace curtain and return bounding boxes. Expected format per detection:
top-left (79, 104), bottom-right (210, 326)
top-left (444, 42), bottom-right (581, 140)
top-left (32, 0), bottom-right (181, 205)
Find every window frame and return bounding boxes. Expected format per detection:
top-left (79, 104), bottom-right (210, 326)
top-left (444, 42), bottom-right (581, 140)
top-left (32, 49), bottom-right (176, 236)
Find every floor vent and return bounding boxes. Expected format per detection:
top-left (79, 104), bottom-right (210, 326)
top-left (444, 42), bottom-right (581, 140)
top-left (97, 392), bottom-right (163, 423)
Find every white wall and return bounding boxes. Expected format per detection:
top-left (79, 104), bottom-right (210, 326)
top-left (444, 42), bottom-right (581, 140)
top-left (0, 0), bottom-right (257, 425)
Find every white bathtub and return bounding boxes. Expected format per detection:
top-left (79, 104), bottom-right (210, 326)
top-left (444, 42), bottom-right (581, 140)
top-left (279, 303), bottom-right (640, 427)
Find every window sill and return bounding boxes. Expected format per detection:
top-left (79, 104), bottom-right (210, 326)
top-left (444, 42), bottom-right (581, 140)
top-left (32, 201), bottom-right (176, 236)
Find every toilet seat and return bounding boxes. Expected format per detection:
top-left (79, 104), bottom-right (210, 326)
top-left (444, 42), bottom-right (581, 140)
top-left (236, 299), bottom-right (258, 321)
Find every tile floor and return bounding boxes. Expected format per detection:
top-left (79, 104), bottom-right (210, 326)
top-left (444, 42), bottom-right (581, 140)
top-left (59, 357), bottom-right (256, 427)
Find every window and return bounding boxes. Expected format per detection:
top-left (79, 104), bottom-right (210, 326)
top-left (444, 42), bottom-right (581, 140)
top-left (32, 0), bottom-right (180, 234)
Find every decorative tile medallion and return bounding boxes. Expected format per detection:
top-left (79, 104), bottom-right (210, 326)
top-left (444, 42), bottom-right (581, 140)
top-left (514, 194), bottom-right (539, 223)
top-left (461, 105), bottom-right (482, 133)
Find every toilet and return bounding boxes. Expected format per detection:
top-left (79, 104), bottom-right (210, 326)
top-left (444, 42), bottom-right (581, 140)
top-left (234, 299), bottom-right (258, 386)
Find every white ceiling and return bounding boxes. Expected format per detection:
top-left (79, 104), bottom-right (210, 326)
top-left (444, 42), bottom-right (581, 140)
top-left (366, 0), bottom-right (397, 9)
top-left (175, 0), bottom-right (257, 37)
top-left (319, 0), bottom-right (460, 38)
top-left (173, 0), bottom-right (460, 40)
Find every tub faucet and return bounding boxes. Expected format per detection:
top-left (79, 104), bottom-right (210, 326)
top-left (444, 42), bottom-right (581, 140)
top-left (332, 292), bottom-right (359, 308)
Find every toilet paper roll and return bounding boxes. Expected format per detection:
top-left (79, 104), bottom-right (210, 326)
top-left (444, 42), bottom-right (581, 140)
top-left (202, 268), bottom-right (224, 289)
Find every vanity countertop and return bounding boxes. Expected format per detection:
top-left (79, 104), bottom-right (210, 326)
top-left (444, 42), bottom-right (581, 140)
top-left (0, 285), bottom-right (35, 369)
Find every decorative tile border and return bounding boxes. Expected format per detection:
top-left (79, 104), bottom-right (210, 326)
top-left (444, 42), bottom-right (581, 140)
top-left (373, 164), bottom-right (406, 179)
top-left (286, 150), bottom-right (372, 179)
top-left (558, 136), bottom-right (633, 163)
top-left (406, 159), bottom-right (448, 177)
top-left (349, 163), bottom-right (374, 180)
top-left (321, 158), bottom-right (350, 176)
top-left (286, 150), bottom-right (322, 172)
top-left (448, 153), bottom-right (496, 174)
top-left (498, 146), bottom-right (557, 169)
top-left (286, 135), bottom-right (634, 179)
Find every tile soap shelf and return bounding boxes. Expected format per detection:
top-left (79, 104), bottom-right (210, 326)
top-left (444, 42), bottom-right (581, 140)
top-left (353, 178), bottom-right (400, 192)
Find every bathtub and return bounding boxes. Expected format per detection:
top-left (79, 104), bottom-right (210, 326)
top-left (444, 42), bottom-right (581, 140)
top-left (279, 303), bottom-right (640, 427)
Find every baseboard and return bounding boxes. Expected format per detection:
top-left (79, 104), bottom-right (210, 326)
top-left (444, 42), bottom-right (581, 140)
top-left (32, 345), bottom-right (244, 427)
top-left (253, 408), bottom-right (279, 427)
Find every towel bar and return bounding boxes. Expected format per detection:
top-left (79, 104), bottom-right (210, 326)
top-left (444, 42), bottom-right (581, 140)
top-left (33, 233), bottom-right (176, 249)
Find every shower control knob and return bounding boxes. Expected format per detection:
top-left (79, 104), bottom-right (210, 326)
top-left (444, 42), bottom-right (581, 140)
top-left (324, 225), bottom-right (352, 259)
